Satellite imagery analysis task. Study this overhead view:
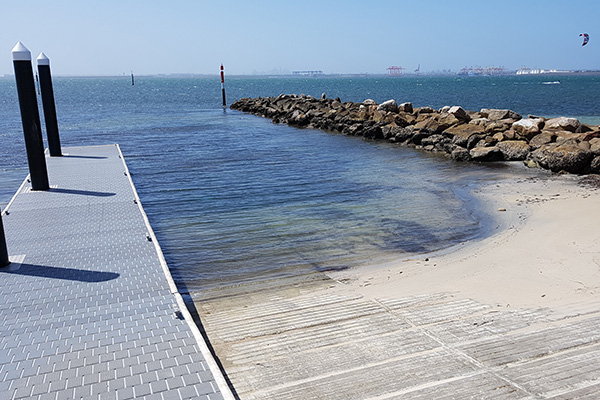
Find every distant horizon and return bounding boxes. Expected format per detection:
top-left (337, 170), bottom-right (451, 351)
top-left (3, 69), bottom-right (600, 79)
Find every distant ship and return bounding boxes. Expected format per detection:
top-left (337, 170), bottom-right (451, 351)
top-left (458, 66), bottom-right (507, 76)
top-left (292, 70), bottom-right (323, 77)
top-left (516, 67), bottom-right (570, 75)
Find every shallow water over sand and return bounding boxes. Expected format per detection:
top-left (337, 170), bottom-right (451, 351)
top-left (0, 76), bottom-right (587, 291)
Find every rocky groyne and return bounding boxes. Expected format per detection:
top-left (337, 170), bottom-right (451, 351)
top-left (231, 94), bottom-right (600, 174)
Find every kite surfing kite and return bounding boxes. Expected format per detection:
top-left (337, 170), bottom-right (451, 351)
top-left (580, 33), bottom-right (589, 46)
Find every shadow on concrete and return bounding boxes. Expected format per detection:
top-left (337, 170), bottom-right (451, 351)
top-left (62, 155), bottom-right (108, 160)
top-left (0, 263), bottom-right (119, 282)
top-left (50, 188), bottom-right (116, 197)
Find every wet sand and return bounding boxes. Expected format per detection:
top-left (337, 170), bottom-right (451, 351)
top-left (326, 174), bottom-right (600, 309)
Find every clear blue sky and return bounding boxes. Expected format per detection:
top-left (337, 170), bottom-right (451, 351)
top-left (1, 0), bottom-right (598, 76)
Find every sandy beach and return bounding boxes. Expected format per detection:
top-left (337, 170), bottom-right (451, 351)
top-left (325, 173), bottom-right (600, 310)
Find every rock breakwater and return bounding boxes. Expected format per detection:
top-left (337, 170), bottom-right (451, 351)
top-left (231, 94), bottom-right (600, 174)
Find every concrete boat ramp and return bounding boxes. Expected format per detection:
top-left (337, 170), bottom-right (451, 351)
top-left (196, 275), bottom-right (600, 399)
top-left (0, 145), bottom-right (233, 400)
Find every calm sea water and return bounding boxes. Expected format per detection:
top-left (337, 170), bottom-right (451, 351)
top-left (1, 74), bottom-right (599, 292)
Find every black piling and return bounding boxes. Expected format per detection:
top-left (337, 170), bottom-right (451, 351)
top-left (12, 42), bottom-right (49, 191)
top-left (37, 53), bottom-right (62, 157)
top-left (0, 210), bottom-right (8, 267)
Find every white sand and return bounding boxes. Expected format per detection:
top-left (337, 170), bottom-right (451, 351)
top-left (326, 174), bottom-right (600, 310)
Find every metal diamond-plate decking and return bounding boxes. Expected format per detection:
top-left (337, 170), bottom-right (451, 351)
top-left (0, 145), bottom-right (233, 400)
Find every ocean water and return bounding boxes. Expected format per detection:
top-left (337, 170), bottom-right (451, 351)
top-left (1, 74), bottom-right (598, 292)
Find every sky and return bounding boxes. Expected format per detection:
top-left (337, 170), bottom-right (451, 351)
top-left (1, 0), bottom-right (598, 76)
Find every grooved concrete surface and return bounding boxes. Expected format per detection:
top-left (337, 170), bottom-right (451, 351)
top-left (198, 279), bottom-right (600, 399)
top-left (0, 145), bottom-right (232, 400)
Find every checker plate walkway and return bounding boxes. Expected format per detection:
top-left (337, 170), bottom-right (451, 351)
top-left (0, 145), bottom-right (234, 400)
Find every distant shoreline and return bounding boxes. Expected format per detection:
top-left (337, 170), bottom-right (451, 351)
top-left (4, 71), bottom-right (600, 79)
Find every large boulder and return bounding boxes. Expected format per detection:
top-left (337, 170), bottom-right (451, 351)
top-left (381, 124), bottom-right (398, 139)
top-left (398, 102), bottom-right (413, 113)
top-left (420, 134), bottom-right (448, 148)
top-left (411, 130), bottom-right (433, 145)
top-left (289, 110), bottom-right (309, 126)
top-left (578, 141), bottom-right (591, 151)
top-left (497, 140), bottom-right (531, 161)
top-left (372, 110), bottom-right (388, 122)
top-left (469, 146), bottom-right (504, 161)
top-left (416, 106), bottom-right (436, 114)
top-left (444, 124), bottom-right (486, 147)
top-left (451, 148), bottom-right (471, 161)
top-left (512, 118), bottom-right (544, 140)
top-left (469, 117), bottom-right (489, 126)
top-left (393, 113), bottom-right (413, 127)
top-left (544, 117), bottom-right (582, 133)
top-left (529, 131), bottom-right (556, 149)
top-left (330, 100), bottom-right (343, 109)
top-left (447, 106), bottom-right (470, 122)
top-left (377, 99), bottom-right (398, 113)
top-left (390, 126), bottom-right (416, 143)
top-left (589, 137), bottom-right (600, 155)
top-left (277, 98), bottom-right (297, 112)
top-left (583, 130), bottom-right (600, 141)
top-left (467, 134), bottom-right (488, 149)
top-left (486, 120), bottom-right (514, 134)
top-left (344, 123), bottom-right (365, 136)
top-left (362, 125), bottom-right (383, 139)
top-left (590, 156), bottom-right (600, 173)
top-left (351, 106), bottom-right (371, 121)
top-left (554, 130), bottom-right (587, 145)
top-left (529, 143), bottom-right (593, 173)
top-left (480, 108), bottom-right (522, 121)
top-left (414, 114), bottom-right (460, 134)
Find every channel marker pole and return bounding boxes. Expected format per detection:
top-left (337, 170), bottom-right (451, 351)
top-left (12, 42), bottom-right (50, 191)
top-left (221, 64), bottom-right (226, 108)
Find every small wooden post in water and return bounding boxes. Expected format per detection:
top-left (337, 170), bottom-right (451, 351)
top-left (12, 42), bottom-right (49, 190)
top-left (0, 210), bottom-right (9, 267)
top-left (220, 64), bottom-right (226, 108)
top-left (37, 52), bottom-right (62, 157)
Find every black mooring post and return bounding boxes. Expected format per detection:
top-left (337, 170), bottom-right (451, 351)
top-left (0, 210), bottom-right (9, 267)
top-left (37, 53), bottom-right (62, 157)
top-left (12, 42), bottom-right (49, 190)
